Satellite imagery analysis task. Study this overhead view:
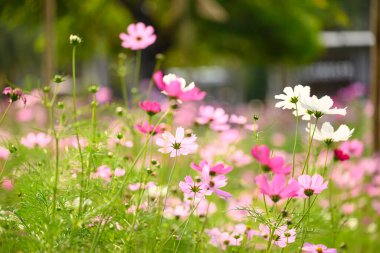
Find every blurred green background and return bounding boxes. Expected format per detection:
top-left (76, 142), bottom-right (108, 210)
top-left (0, 0), bottom-right (371, 101)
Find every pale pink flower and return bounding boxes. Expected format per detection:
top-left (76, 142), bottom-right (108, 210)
top-left (164, 198), bottom-right (190, 220)
top-left (206, 228), bottom-right (242, 250)
top-left (191, 160), bottom-right (232, 175)
top-left (196, 106), bottom-right (230, 131)
top-left (302, 243), bottom-right (337, 253)
top-left (0, 146), bottom-right (10, 160)
top-left (119, 22), bottom-right (156, 50)
top-left (339, 139), bottom-right (364, 157)
top-left (201, 165), bottom-right (232, 199)
top-left (2, 178), bottom-right (13, 191)
top-left (129, 183), bottom-right (142, 191)
top-left (259, 224), bottom-right (296, 248)
top-left (297, 174), bottom-right (328, 198)
top-left (229, 149), bottom-right (252, 167)
top-left (179, 175), bottom-right (207, 199)
top-left (21, 132), bottom-right (52, 148)
top-left (195, 199), bottom-right (216, 217)
top-left (114, 168), bottom-right (125, 177)
top-left (95, 86), bottom-right (112, 104)
top-left (138, 100), bottom-right (161, 116)
top-left (251, 145), bottom-right (291, 174)
top-left (229, 114), bottom-right (247, 125)
top-left (91, 165), bottom-right (112, 182)
top-left (255, 174), bottom-right (300, 203)
top-left (271, 132), bottom-right (286, 147)
top-left (227, 194), bottom-right (253, 221)
top-left (154, 71), bottom-right (206, 102)
top-left (156, 127), bottom-right (197, 157)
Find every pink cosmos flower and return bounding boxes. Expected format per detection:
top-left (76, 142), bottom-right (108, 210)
top-left (339, 139), bottom-right (364, 157)
top-left (138, 101), bottom-right (161, 116)
top-left (229, 149), bottom-right (252, 167)
top-left (90, 165), bottom-right (112, 182)
top-left (302, 243), bottom-right (337, 253)
top-left (156, 127), bottom-right (198, 157)
top-left (191, 160), bottom-right (232, 175)
top-left (135, 121), bottom-right (165, 135)
top-left (251, 145), bottom-right (291, 174)
top-left (95, 86), bottom-right (113, 104)
top-left (297, 174), bottom-right (328, 198)
top-left (196, 106), bottom-right (230, 131)
top-left (201, 164), bottom-right (232, 199)
top-left (153, 71), bottom-right (206, 102)
top-left (206, 228), bottom-right (243, 250)
top-left (229, 114), bottom-right (247, 125)
top-left (0, 146), bottom-right (10, 160)
top-left (2, 178), bottom-right (13, 191)
top-left (21, 132), bottom-right (52, 148)
top-left (255, 174), bottom-right (300, 203)
top-left (164, 198), bottom-right (190, 220)
top-left (2, 86), bottom-right (26, 105)
top-left (179, 175), bottom-right (208, 199)
top-left (119, 22), bottom-right (156, 50)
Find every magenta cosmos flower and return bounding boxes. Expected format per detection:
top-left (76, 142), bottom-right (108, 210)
top-left (179, 175), bottom-right (208, 199)
top-left (191, 160), bottom-right (232, 175)
top-left (119, 22), bottom-right (156, 50)
top-left (255, 174), bottom-right (300, 203)
top-left (21, 132), bottom-right (52, 148)
top-left (251, 145), bottom-right (291, 175)
top-left (302, 243), bottom-right (337, 253)
top-left (201, 164), bottom-right (232, 199)
top-left (138, 100), bottom-right (161, 116)
top-left (135, 121), bottom-right (165, 135)
top-left (196, 106), bottom-right (230, 131)
top-left (153, 71), bottom-right (206, 102)
top-left (156, 127), bottom-right (198, 157)
top-left (297, 174), bottom-right (328, 198)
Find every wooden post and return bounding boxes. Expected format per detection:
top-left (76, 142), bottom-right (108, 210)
top-left (371, 0), bottom-right (380, 152)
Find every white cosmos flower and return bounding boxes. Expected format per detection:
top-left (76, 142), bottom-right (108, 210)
top-left (275, 85), bottom-right (310, 110)
top-left (156, 127), bottom-right (198, 157)
top-left (307, 122), bottom-right (354, 144)
top-left (300, 95), bottom-right (346, 118)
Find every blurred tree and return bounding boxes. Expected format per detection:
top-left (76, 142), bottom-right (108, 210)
top-left (0, 0), bottom-right (349, 83)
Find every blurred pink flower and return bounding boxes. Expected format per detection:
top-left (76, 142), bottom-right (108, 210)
top-left (271, 132), bottom-right (286, 147)
top-left (114, 168), bottom-right (125, 177)
top-left (255, 174), bottom-right (300, 203)
top-left (251, 145), bottom-right (291, 174)
top-left (95, 87), bottom-right (112, 104)
top-left (2, 178), bottom-right (13, 191)
top-left (297, 174), bottom-right (328, 198)
top-left (196, 106), bottom-right (230, 131)
top-left (0, 146), bottom-right (10, 160)
top-left (153, 71), bottom-right (206, 102)
top-left (119, 22), bottom-right (156, 50)
top-left (135, 121), bottom-right (165, 135)
top-left (339, 139), bottom-right (364, 158)
top-left (229, 150), bottom-right (252, 167)
top-left (229, 114), bottom-right (247, 125)
top-left (156, 127), bottom-right (198, 157)
top-left (21, 132), bottom-right (52, 148)
top-left (195, 199), bottom-right (216, 217)
top-left (91, 165), bottom-right (112, 182)
top-left (138, 100), bottom-right (161, 116)
top-left (191, 160), bottom-right (232, 175)
top-left (302, 243), bottom-right (337, 253)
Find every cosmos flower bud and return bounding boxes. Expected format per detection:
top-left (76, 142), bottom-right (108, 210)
top-left (69, 34), bottom-right (82, 45)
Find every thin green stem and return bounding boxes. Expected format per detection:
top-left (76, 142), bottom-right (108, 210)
top-left (71, 45), bottom-right (86, 217)
top-left (301, 117), bottom-right (319, 175)
top-left (0, 103), bottom-right (12, 127)
top-left (291, 103), bottom-right (299, 177)
top-left (132, 50), bottom-right (142, 107)
top-left (322, 146), bottom-right (330, 177)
